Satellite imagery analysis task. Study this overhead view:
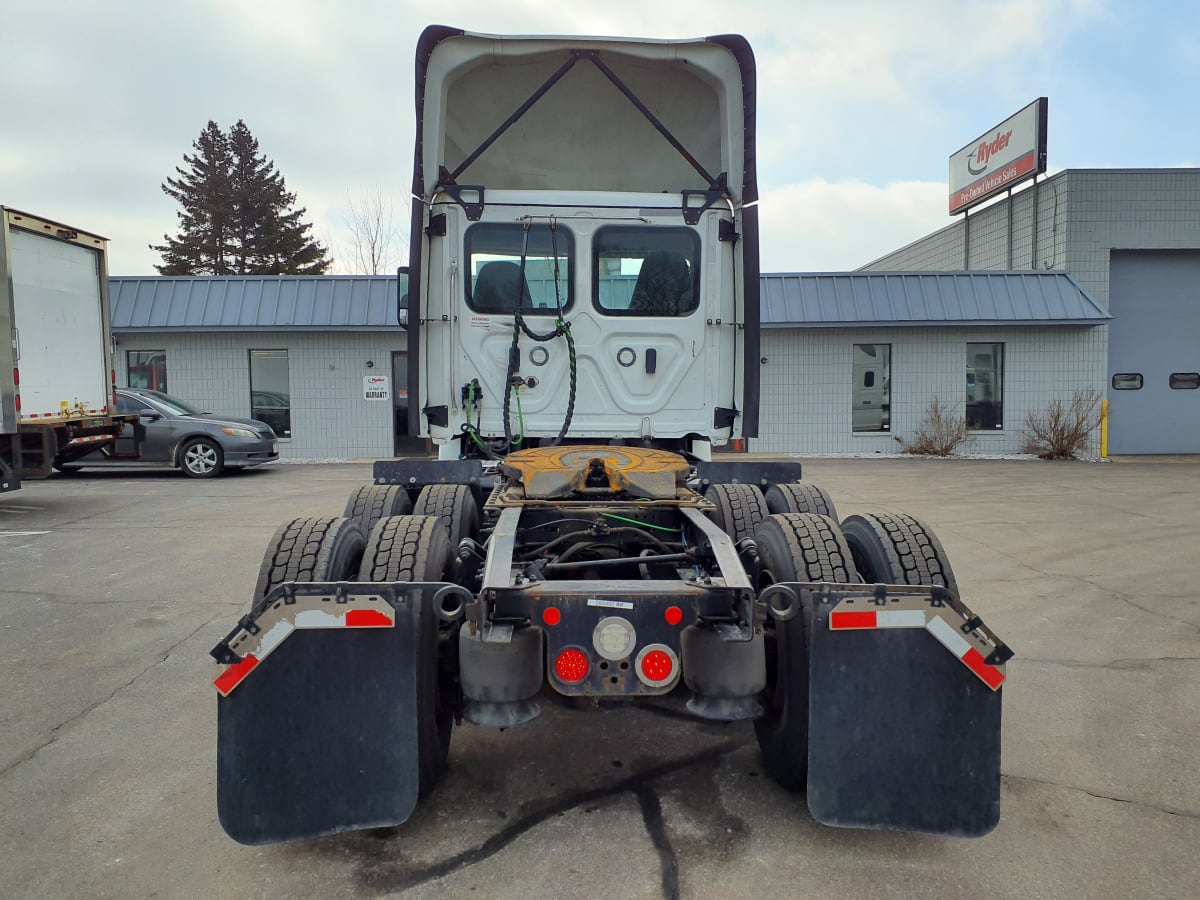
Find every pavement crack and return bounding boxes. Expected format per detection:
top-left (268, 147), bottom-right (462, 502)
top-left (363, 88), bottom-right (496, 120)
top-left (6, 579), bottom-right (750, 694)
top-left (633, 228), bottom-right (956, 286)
top-left (1002, 773), bottom-right (1200, 819)
top-left (1106, 591), bottom-right (1200, 633)
top-left (1018, 656), bottom-right (1200, 670)
top-left (634, 784), bottom-right (680, 900)
top-left (362, 740), bottom-right (744, 895)
top-left (948, 530), bottom-right (1200, 633)
top-left (0, 610), bottom-right (226, 780)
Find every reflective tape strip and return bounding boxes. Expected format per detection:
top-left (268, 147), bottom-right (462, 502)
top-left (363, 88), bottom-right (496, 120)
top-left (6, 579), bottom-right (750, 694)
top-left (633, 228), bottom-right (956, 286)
top-left (293, 608), bottom-right (394, 629)
top-left (961, 646), bottom-right (1006, 690)
top-left (345, 608), bottom-right (394, 627)
top-left (830, 608), bottom-right (925, 630)
top-left (925, 615), bottom-right (973, 657)
top-left (66, 435), bottom-right (112, 446)
top-left (830, 610), bottom-right (877, 629)
top-left (828, 598), bottom-right (1006, 691)
top-left (878, 609), bottom-right (926, 628)
top-left (213, 603), bottom-right (394, 695)
top-left (926, 615), bottom-right (1005, 689)
top-left (256, 618), bottom-right (296, 657)
top-left (214, 654), bottom-right (260, 697)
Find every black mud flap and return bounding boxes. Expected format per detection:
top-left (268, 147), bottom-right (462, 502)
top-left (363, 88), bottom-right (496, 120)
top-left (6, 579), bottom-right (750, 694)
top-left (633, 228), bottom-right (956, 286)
top-left (213, 583), bottom-right (426, 845)
top-left (805, 593), bottom-right (1004, 837)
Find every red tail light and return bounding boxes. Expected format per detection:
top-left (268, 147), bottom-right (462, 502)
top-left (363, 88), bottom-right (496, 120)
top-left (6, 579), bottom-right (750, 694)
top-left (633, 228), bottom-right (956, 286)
top-left (641, 650), bottom-right (673, 681)
top-left (542, 607), bottom-right (561, 626)
top-left (111, 368), bottom-right (117, 409)
top-left (13, 368), bottom-right (20, 412)
top-left (636, 644), bottom-right (679, 688)
top-left (553, 648), bottom-right (589, 684)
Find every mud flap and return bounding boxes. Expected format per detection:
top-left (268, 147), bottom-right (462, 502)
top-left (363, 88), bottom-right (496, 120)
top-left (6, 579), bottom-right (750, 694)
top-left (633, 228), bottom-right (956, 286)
top-left (805, 590), bottom-right (1005, 837)
top-left (213, 583), bottom-right (428, 845)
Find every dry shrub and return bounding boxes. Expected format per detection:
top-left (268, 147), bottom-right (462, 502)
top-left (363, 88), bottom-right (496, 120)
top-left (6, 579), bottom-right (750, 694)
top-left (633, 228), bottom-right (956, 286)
top-left (896, 399), bottom-right (973, 456)
top-left (1023, 389), bottom-right (1101, 460)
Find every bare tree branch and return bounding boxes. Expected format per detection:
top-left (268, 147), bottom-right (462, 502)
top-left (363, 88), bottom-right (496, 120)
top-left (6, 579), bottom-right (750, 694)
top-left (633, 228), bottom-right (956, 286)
top-left (340, 188), bottom-right (407, 274)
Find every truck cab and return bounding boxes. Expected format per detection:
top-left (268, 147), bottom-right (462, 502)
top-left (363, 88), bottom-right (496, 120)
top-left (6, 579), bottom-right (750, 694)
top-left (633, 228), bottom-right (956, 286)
top-left (408, 28), bottom-right (761, 459)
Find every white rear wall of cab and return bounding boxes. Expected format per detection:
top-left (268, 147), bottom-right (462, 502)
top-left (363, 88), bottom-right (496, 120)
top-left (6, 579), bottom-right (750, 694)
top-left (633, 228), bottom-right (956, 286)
top-left (11, 228), bottom-right (109, 418)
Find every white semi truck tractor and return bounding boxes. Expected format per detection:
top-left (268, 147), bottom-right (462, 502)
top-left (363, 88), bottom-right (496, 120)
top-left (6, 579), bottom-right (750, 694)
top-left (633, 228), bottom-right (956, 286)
top-left (212, 27), bottom-right (1012, 845)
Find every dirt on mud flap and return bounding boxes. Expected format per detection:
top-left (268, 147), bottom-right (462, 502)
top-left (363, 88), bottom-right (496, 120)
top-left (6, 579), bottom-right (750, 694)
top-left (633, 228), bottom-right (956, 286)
top-left (784, 583), bottom-right (1011, 837)
top-left (211, 581), bottom-right (461, 845)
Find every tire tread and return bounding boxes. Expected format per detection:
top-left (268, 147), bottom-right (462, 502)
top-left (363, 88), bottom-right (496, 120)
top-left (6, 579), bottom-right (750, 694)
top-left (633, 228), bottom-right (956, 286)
top-left (841, 512), bottom-right (958, 597)
top-left (764, 482), bottom-right (838, 520)
top-left (705, 483), bottom-right (769, 542)
top-left (253, 516), bottom-right (365, 604)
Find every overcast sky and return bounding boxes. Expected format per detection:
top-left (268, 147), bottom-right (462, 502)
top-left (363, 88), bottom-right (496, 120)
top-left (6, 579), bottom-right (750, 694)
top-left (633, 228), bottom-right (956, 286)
top-left (4, 0), bottom-right (1198, 275)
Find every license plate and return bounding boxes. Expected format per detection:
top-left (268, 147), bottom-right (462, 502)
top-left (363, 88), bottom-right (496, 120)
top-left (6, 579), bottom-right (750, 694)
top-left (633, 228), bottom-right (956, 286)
top-left (270, 442), bottom-right (278, 453)
top-left (87, 417), bottom-right (106, 428)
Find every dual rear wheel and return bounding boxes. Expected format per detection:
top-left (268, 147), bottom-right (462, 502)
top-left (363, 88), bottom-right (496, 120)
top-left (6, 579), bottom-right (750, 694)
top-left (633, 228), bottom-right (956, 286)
top-left (253, 482), bottom-right (481, 798)
top-left (704, 482), bottom-right (958, 794)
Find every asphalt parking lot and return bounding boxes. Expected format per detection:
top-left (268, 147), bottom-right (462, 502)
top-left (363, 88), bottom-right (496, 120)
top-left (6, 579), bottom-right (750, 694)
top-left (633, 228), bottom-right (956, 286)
top-left (1, 458), bottom-right (1198, 899)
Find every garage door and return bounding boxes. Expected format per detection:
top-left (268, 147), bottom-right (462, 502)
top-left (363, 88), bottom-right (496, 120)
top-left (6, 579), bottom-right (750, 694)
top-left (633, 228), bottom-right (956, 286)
top-left (1108, 251), bottom-right (1200, 454)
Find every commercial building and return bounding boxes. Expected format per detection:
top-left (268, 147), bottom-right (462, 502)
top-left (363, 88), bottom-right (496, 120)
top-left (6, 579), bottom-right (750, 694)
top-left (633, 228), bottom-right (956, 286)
top-left (863, 168), bottom-right (1200, 454)
top-left (109, 168), bottom-right (1197, 459)
top-left (109, 275), bottom-right (420, 460)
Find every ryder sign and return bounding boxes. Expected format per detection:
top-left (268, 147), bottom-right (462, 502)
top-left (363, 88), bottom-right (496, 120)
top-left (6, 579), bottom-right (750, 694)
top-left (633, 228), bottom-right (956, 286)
top-left (949, 98), bottom-right (1047, 214)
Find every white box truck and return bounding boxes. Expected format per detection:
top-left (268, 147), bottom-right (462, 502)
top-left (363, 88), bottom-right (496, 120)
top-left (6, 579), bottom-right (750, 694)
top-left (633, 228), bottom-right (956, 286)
top-left (1, 207), bottom-right (131, 493)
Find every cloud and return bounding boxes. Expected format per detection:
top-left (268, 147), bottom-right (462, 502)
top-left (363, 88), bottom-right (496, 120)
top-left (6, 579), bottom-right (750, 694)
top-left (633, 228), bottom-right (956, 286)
top-left (0, 0), bottom-right (1123, 274)
top-left (757, 178), bottom-right (950, 271)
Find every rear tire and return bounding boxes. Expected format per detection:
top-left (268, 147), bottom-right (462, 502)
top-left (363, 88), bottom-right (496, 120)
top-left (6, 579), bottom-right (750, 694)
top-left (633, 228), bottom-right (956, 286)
top-left (412, 484), bottom-right (479, 554)
top-left (764, 482), bottom-right (838, 521)
top-left (343, 485), bottom-right (413, 538)
top-left (253, 517), bottom-right (366, 604)
top-left (359, 515), bottom-right (455, 796)
top-left (705, 483), bottom-right (769, 542)
top-left (753, 513), bottom-right (858, 791)
top-left (841, 513), bottom-right (959, 599)
top-left (180, 437), bottom-right (223, 478)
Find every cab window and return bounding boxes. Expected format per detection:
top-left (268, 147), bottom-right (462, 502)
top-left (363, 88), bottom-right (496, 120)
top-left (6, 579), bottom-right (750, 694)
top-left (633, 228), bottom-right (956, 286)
top-left (593, 226), bottom-right (700, 317)
top-left (465, 223), bottom-right (573, 315)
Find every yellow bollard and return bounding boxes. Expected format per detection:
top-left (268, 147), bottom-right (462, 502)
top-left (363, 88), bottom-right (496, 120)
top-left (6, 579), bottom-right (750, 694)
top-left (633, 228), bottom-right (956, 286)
top-left (1100, 398), bottom-right (1109, 459)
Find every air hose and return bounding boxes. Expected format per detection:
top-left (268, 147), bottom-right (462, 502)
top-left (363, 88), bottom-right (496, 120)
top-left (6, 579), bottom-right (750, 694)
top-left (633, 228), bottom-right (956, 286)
top-left (502, 218), bottom-right (577, 447)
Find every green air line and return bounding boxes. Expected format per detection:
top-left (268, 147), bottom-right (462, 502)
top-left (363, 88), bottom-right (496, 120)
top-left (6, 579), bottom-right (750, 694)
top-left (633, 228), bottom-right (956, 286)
top-left (465, 382), bottom-right (490, 453)
top-left (510, 385), bottom-right (525, 445)
top-left (600, 513), bottom-right (679, 533)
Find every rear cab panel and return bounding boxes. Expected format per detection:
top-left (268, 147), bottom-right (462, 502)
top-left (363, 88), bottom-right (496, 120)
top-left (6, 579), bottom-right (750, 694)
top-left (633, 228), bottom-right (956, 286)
top-left (409, 30), bottom-right (760, 450)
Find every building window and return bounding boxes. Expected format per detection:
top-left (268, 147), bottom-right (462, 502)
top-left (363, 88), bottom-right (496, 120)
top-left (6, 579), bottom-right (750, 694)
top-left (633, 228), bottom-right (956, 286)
top-left (127, 350), bottom-right (167, 392)
top-left (852, 344), bottom-right (891, 432)
top-left (249, 349), bottom-right (291, 438)
top-left (464, 222), bottom-right (573, 315)
top-left (593, 226), bottom-right (700, 316)
top-left (1169, 372), bottom-right (1199, 390)
top-left (966, 343), bottom-right (1004, 430)
top-left (1111, 373), bottom-right (1143, 390)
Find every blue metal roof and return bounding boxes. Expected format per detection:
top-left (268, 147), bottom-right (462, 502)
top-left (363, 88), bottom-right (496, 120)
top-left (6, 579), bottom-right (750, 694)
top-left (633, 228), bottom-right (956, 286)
top-left (760, 272), bottom-right (1109, 327)
top-left (109, 271), bottom-right (1108, 332)
top-left (109, 276), bottom-right (405, 332)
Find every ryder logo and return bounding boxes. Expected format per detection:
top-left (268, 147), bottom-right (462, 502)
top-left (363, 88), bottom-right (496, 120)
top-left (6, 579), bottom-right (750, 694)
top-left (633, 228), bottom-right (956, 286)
top-left (965, 130), bottom-right (1012, 175)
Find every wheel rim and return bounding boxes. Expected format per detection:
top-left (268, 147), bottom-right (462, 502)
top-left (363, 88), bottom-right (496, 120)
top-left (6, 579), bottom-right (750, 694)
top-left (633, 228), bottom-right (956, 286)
top-left (185, 443), bottom-right (217, 473)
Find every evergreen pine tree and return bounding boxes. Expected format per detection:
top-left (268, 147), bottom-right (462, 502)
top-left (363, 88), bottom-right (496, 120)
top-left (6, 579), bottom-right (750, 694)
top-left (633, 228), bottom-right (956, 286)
top-left (152, 121), bottom-right (234, 274)
top-left (228, 120), bottom-right (329, 275)
top-left (153, 120), bottom-right (329, 275)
